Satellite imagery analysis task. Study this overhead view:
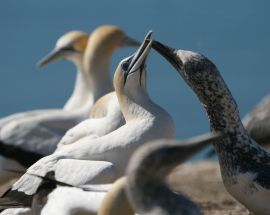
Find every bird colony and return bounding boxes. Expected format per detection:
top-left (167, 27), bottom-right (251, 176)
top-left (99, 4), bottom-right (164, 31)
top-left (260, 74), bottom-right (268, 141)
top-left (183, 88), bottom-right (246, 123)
top-left (0, 25), bottom-right (269, 215)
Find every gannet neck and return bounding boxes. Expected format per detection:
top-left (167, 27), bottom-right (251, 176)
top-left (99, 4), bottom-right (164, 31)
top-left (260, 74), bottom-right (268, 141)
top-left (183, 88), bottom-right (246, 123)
top-left (83, 25), bottom-right (135, 103)
top-left (63, 58), bottom-right (93, 113)
top-left (84, 54), bottom-right (113, 100)
top-left (173, 50), bottom-right (243, 133)
top-left (125, 133), bottom-right (220, 215)
top-left (114, 65), bottom-right (154, 122)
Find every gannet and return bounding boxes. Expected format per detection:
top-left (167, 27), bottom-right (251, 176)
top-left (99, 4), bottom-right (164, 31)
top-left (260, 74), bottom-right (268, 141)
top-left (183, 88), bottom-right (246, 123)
top-left (58, 23), bottom-right (143, 148)
top-left (126, 132), bottom-right (224, 215)
top-left (153, 40), bottom-right (270, 215)
top-left (1, 132), bottom-right (221, 215)
top-left (0, 25), bottom-right (139, 185)
top-left (1, 32), bottom-right (175, 210)
top-left (40, 177), bottom-right (130, 215)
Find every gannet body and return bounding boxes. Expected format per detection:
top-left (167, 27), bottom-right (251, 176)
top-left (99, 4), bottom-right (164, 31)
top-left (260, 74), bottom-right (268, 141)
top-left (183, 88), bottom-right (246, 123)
top-left (57, 92), bottom-right (124, 147)
top-left (40, 178), bottom-right (130, 215)
top-left (153, 41), bottom-right (270, 215)
top-left (0, 173), bottom-right (111, 215)
top-left (0, 25), bottom-right (139, 176)
top-left (39, 187), bottom-right (107, 215)
top-left (2, 32), bottom-right (175, 210)
top-left (0, 208), bottom-right (31, 215)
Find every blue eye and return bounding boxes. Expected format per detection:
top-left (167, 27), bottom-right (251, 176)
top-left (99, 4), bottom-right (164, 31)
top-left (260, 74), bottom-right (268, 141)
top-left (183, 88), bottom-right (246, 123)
top-left (121, 61), bottom-right (129, 71)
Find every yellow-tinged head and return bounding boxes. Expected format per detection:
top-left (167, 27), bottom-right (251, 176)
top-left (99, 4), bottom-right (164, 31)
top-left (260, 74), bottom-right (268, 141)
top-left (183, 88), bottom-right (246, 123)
top-left (84, 25), bottom-right (140, 69)
top-left (114, 31), bottom-right (152, 97)
top-left (37, 31), bottom-right (89, 67)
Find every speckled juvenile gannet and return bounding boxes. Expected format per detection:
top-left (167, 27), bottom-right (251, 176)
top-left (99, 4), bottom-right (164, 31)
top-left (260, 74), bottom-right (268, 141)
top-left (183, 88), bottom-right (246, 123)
top-left (2, 32), bottom-right (175, 208)
top-left (126, 132), bottom-right (224, 215)
top-left (0, 25), bottom-right (139, 173)
top-left (153, 41), bottom-right (270, 215)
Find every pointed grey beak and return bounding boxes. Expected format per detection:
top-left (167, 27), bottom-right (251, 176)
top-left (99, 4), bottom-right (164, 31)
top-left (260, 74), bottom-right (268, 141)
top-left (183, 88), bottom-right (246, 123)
top-left (37, 48), bottom-right (65, 68)
top-left (120, 35), bottom-right (141, 47)
top-left (176, 131), bottom-right (226, 162)
top-left (123, 31), bottom-right (153, 84)
top-left (152, 40), bottom-right (183, 71)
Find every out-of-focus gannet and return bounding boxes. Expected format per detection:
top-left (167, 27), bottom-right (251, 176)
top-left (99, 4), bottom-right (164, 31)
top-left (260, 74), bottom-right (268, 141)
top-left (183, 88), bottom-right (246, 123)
top-left (1, 132), bottom-right (221, 215)
top-left (0, 25), bottom-right (139, 179)
top-left (40, 177), bottom-right (130, 215)
top-left (1, 32), bottom-right (175, 209)
top-left (153, 41), bottom-right (270, 215)
top-left (126, 132), bottom-right (224, 215)
top-left (242, 95), bottom-right (270, 146)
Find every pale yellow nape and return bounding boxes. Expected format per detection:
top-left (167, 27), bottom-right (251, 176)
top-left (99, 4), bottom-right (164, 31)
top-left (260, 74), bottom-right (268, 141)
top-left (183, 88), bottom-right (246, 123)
top-left (98, 177), bottom-right (134, 215)
top-left (85, 25), bottom-right (127, 59)
top-left (56, 31), bottom-right (89, 53)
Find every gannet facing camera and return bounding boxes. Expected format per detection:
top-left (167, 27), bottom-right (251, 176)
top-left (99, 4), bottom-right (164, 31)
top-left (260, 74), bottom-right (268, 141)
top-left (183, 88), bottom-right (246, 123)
top-left (0, 25), bottom-right (140, 177)
top-left (2, 32), bottom-right (175, 209)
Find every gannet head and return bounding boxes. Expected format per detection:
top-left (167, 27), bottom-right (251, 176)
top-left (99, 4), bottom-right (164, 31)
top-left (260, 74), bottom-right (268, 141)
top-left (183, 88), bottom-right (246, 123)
top-left (83, 25), bottom-right (140, 72)
top-left (114, 31), bottom-right (152, 99)
top-left (37, 31), bottom-right (89, 67)
top-left (152, 40), bottom-right (220, 87)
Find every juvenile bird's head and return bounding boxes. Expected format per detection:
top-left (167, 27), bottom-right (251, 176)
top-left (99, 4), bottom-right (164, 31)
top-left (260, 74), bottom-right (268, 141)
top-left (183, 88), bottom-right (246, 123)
top-left (38, 31), bottom-right (89, 67)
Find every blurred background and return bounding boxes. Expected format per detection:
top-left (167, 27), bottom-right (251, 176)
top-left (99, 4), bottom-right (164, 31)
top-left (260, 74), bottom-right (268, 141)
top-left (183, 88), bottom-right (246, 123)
top-left (0, 0), bottom-right (269, 140)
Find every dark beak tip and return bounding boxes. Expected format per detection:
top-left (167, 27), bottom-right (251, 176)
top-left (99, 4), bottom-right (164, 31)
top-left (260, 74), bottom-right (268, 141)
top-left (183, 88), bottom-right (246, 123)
top-left (36, 62), bottom-right (44, 68)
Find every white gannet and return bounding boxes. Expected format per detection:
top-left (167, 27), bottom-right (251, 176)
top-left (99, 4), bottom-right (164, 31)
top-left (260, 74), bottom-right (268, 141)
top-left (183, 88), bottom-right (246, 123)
top-left (56, 23), bottom-right (144, 148)
top-left (126, 132), bottom-right (224, 215)
top-left (153, 40), bottom-right (270, 215)
top-left (0, 25), bottom-right (139, 182)
top-left (40, 177), bottom-right (128, 215)
top-left (1, 32), bottom-right (175, 209)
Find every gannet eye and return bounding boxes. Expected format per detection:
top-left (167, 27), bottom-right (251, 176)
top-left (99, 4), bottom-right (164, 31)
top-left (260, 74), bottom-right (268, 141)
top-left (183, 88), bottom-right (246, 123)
top-left (121, 61), bottom-right (129, 71)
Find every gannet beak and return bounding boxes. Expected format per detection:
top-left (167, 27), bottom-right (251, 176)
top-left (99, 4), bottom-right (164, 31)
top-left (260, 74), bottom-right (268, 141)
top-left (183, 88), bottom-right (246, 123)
top-left (152, 40), bottom-right (183, 71)
top-left (123, 31), bottom-right (153, 84)
top-left (176, 131), bottom-right (226, 163)
top-left (120, 35), bottom-right (141, 47)
top-left (37, 47), bottom-right (73, 68)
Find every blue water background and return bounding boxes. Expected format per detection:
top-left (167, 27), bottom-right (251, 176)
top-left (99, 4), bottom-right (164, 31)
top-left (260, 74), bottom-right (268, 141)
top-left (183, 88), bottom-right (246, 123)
top-left (0, 0), bottom-right (269, 144)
